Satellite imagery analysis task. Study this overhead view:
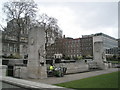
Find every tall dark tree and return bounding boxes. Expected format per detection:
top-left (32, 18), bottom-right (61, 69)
top-left (2, 0), bottom-right (37, 55)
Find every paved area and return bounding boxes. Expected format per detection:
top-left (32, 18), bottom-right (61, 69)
top-left (26, 68), bottom-right (119, 84)
top-left (1, 76), bottom-right (65, 89)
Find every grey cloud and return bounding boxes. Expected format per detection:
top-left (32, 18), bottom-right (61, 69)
top-left (37, 2), bottom-right (118, 29)
top-left (70, 2), bottom-right (118, 29)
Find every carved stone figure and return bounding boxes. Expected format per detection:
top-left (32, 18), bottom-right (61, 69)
top-left (38, 45), bottom-right (46, 64)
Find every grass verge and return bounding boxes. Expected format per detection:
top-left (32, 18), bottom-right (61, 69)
top-left (55, 71), bottom-right (119, 89)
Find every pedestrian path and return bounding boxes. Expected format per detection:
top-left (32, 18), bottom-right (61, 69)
top-left (27, 68), bottom-right (119, 84)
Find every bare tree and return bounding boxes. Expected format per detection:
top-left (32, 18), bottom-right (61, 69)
top-left (37, 14), bottom-right (62, 59)
top-left (2, 0), bottom-right (37, 55)
top-left (2, 0), bottom-right (62, 59)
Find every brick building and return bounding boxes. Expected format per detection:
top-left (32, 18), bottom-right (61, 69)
top-left (47, 36), bottom-right (81, 59)
top-left (47, 33), bottom-right (118, 59)
top-left (81, 35), bottom-right (93, 57)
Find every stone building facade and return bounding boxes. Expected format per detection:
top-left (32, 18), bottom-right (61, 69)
top-left (118, 39), bottom-right (120, 47)
top-left (2, 19), bottom-right (28, 58)
top-left (93, 33), bottom-right (118, 57)
top-left (106, 47), bottom-right (118, 56)
top-left (81, 33), bottom-right (118, 57)
top-left (2, 19), bottom-right (63, 59)
top-left (118, 38), bottom-right (120, 56)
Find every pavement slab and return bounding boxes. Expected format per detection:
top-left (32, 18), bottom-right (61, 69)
top-left (26, 68), bottom-right (119, 84)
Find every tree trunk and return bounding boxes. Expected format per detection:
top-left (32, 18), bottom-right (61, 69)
top-left (45, 30), bottom-right (48, 59)
top-left (16, 19), bottom-right (22, 56)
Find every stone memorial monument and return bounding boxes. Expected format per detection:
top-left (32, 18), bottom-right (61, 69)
top-left (27, 26), bottom-right (47, 79)
top-left (94, 42), bottom-right (106, 69)
top-left (93, 41), bottom-right (108, 69)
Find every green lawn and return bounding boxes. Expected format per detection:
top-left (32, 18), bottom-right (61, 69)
top-left (55, 71), bottom-right (119, 89)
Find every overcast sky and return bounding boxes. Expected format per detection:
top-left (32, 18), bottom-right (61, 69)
top-left (0, 0), bottom-right (119, 39)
